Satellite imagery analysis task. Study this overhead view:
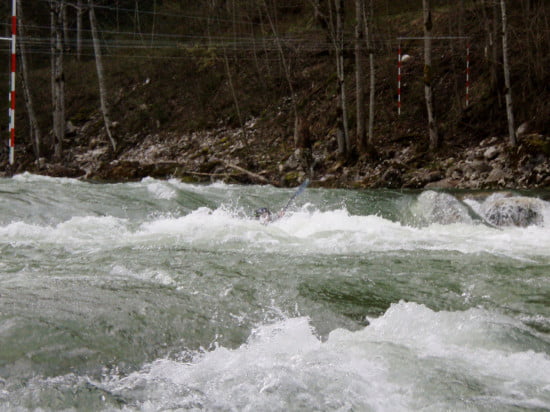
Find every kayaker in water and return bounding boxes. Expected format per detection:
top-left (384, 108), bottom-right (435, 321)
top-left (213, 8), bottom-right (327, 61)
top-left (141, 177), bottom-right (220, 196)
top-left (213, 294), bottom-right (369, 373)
top-left (254, 207), bottom-right (285, 224)
top-left (254, 179), bottom-right (310, 224)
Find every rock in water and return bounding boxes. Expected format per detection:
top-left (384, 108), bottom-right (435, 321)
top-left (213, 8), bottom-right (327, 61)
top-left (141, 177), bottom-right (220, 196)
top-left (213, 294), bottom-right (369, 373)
top-left (481, 195), bottom-right (544, 227)
top-left (412, 191), bottom-right (473, 225)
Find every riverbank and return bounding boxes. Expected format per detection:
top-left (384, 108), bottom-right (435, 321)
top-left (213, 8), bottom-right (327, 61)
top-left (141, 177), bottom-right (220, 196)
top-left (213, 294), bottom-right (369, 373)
top-left (1, 3), bottom-right (548, 190)
top-left (2, 118), bottom-right (549, 191)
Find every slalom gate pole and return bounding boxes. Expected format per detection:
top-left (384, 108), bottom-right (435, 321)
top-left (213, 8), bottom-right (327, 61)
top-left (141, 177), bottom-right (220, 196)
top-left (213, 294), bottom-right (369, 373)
top-left (396, 36), bottom-right (471, 117)
top-left (8, 0), bottom-right (17, 165)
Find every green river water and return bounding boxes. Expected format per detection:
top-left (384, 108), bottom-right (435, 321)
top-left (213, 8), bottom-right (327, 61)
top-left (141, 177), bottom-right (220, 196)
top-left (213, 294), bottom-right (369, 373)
top-left (0, 173), bottom-right (549, 411)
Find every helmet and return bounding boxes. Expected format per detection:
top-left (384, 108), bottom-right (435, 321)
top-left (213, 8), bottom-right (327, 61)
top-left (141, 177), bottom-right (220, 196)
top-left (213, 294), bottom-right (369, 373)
top-left (254, 207), bottom-right (272, 218)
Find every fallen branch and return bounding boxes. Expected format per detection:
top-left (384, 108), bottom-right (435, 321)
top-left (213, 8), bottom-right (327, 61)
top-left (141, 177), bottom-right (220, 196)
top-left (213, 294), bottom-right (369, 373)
top-left (183, 170), bottom-right (232, 177)
top-left (220, 160), bottom-right (270, 184)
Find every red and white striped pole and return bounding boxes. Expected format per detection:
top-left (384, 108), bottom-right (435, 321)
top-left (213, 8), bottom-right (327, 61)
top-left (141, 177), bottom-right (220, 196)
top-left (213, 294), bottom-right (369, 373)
top-left (8, 0), bottom-right (17, 165)
top-left (465, 43), bottom-right (470, 108)
top-left (397, 44), bottom-right (402, 115)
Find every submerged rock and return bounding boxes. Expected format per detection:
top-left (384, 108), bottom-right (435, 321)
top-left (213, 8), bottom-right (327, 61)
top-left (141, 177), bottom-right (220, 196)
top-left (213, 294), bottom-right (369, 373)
top-left (480, 195), bottom-right (545, 227)
top-left (412, 191), bottom-right (473, 225)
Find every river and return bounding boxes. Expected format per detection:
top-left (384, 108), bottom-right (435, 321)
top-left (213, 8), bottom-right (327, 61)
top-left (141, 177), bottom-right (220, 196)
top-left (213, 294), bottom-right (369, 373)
top-left (1, 173), bottom-right (549, 411)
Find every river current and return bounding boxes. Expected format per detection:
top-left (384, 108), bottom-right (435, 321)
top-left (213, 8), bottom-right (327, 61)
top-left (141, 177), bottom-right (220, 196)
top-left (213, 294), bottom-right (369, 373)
top-left (0, 173), bottom-right (549, 411)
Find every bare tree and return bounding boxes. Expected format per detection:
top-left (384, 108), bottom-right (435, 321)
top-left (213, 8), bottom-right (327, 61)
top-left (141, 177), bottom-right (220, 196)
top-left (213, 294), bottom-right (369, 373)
top-left (62, 1), bottom-right (69, 50)
top-left (222, 44), bottom-right (245, 139)
top-left (423, 0), bottom-right (439, 149)
top-left (476, 0), bottom-right (500, 105)
top-left (150, 0), bottom-right (157, 47)
top-left (133, 0), bottom-right (143, 42)
top-left (262, 0), bottom-right (299, 147)
top-left (18, 0), bottom-right (43, 160)
top-left (355, 0), bottom-right (366, 153)
top-left (89, 0), bottom-right (117, 152)
top-left (500, 0), bottom-right (516, 145)
top-left (491, 1), bottom-right (500, 98)
top-left (243, 4), bottom-right (266, 90)
top-left (363, 0), bottom-right (377, 156)
top-left (76, 0), bottom-right (83, 60)
top-left (447, 0), bottom-right (461, 108)
top-left (458, 0), bottom-right (465, 46)
top-left (51, 0), bottom-right (65, 159)
top-left (335, 0), bottom-right (350, 156)
top-left (363, 0), bottom-right (376, 154)
top-left (354, 0), bottom-right (376, 156)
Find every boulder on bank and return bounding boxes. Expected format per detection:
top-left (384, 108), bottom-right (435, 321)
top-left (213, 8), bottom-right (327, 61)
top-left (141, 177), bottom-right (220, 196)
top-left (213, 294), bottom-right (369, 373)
top-left (44, 163), bottom-right (85, 178)
top-left (480, 194), bottom-right (545, 227)
top-left (412, 190), bottom-right (473, 225)
top-left (90, 160), bottom-right (186, 181)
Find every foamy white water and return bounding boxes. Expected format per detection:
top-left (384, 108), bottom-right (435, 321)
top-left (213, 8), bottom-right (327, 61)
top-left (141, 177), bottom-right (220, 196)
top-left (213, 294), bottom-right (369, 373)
top-left (0, 174), bottom-right (549, 411)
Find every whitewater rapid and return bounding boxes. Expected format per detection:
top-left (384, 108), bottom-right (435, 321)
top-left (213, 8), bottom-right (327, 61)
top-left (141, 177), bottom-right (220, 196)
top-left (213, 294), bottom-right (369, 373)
top-left (0, 174), bottom-right (549, 411)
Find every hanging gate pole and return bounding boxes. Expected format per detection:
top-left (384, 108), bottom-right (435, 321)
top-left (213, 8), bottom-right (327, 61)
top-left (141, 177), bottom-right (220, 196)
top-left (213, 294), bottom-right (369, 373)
top-left (396, 36), bottom-right (471, 117)
top-left (9, 0), bottom-right (17, 164)
top-left (1, 1), bottom-right (17, 165)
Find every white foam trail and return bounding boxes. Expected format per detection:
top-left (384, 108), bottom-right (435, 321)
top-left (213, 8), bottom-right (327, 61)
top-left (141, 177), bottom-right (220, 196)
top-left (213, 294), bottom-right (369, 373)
top-left (152, 177), bottom-right (237, 196)
top-left (96, 302), bottom-right (550, 411)
top-left (110, 264), bottom-right (176, 285)
top-left (143, 177), bottom-right (177, 200)
top-left (267, 207), bottom-right (550, 257)
top-left (0, 216), bottom-right (131, 250)
top-left (104, 317), bottom-right (408, 411)
top-left (11, 172), bottom-right (83, 185)
top-left (2, 206), bottom-right (550, 258)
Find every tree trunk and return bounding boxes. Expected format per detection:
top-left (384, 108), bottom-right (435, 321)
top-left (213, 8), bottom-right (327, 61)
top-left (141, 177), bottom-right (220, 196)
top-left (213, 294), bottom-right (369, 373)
top-left (458, 0), bottom-right (465, 46)
top-left (335, 0), bottom-right (350, 156)
top-left (50, 5), bottom-right (55, 110)
top-left (249, 18), bottom-right (265, 90)
top-left (231, 0), bottom-right (238, 52)
top-left (500, 0), bottom-right (516, 145)
top-left (133, 0), bottom-right (143, 42)
top-left (18, 0), bottom-right (43, 160)
top-left (263, 0), bottom-right (299, 147)
top-left (447, 0), bottom-right (460, 109)
top-left (51, 0), bottom-right (65, 160)
top-left (364, 0), bottom-right (376, 153)
top-left (150, 0), bottom-right (157, 47)
top-left (355, 0), bottom-right (366, 153)
top-left (206, 0), bottom-right (213, 47)
top-left (222, 45), bottom-right (245, 140)
top-left (76, 0), bottom-right (82, 60)
top-left (89, 0), bottom-right (117, 152)
top-left (116, 0), bottom-right (119, 31)
top-left (422, 0), bottom-right (439, 149)
top-left (491, 1), bottom-right (500, 99)
top-left (367, 51), bottom-right (375, 150)
top-left (256, 5), bottom-right (273, 79)
top-left (62, 1), bottom-right (69, 50)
